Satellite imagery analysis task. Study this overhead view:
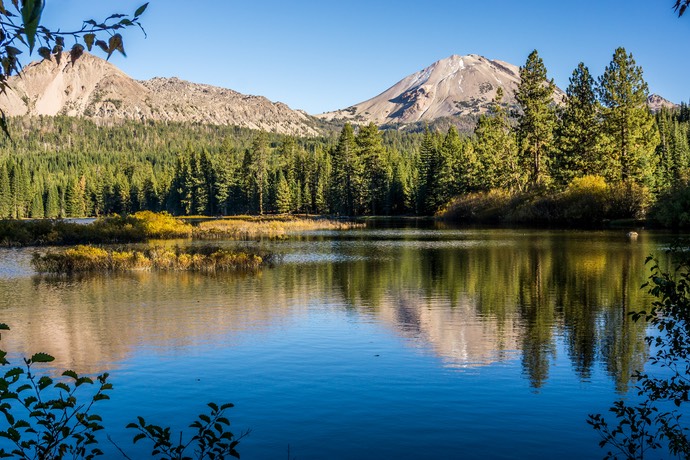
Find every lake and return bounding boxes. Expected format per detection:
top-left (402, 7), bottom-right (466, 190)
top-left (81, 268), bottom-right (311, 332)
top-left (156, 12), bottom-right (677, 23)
top-left (0, 225), bottom-right (682, 458)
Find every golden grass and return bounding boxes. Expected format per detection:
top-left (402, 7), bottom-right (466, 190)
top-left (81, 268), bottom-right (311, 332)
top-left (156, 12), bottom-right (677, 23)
top-left (32, 245), bottom-right (266, 274)
top-left (193, 216), bottom-right (363, 240)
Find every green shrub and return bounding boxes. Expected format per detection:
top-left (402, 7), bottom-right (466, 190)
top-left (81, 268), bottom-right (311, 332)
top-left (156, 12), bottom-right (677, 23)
top-left (438, 189), bottom-right (516, 223)
top-left (607, 181), bottom-right (651, 220)
top-left (559, 175), bottom-right (610, 225)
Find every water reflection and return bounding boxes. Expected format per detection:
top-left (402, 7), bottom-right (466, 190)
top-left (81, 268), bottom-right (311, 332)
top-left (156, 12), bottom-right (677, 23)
top-left (0, 229), bottom-right (664, 390)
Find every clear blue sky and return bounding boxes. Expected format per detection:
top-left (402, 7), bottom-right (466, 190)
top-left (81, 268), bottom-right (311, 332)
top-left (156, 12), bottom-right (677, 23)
top-left (37, 1), bottom-right (690, 114)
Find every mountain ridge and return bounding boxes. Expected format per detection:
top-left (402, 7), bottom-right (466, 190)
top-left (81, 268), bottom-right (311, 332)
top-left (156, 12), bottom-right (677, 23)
top-left (0, 53), bottom-right (320, 136)
top-left (317, 54), bottom-right (566, 126)
top-left (0, 52), bottom-right (677, 134)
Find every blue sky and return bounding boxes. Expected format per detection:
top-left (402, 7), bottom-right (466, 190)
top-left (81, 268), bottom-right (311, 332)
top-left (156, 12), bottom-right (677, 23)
top-left (37, 1), bottom-right (690, 114)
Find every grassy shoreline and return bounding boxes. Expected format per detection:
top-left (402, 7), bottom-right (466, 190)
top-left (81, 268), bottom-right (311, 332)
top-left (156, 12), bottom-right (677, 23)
top-left (0, 212), bottom-right (362, 247)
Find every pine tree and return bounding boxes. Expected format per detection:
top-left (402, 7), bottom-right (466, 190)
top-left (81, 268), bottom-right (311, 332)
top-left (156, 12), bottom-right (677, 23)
top-left (417, 128), bottom-right (444, 214)
top-left (473, 88), bottom-right (521, 190)
top-left (516, 50), bottom-right (557, 188)
top-left (329, 123), bottom-right (362, 216)
top-left (9, 162), bottom-right (29, 218)
top-left (438, 126), bottom-right (461, 197)
top-left (45, 182), bottom-right (60, 218)
top-left (356, 123), bottom-right (389, 215)
top-left (0, 163), bottom-right (10, 218)
top-left (275, 170), bottom-right (291, 214)
top-left (554, 62), bottom-right (602, 186)
top-left (250, 133), bottom-right (270, 215)
top-left (64, 178), bottom-right (83, 217)
top-left (29, 186), bottom-right (45, 218)
top-left (598, 47), bottom-right (659, 185)
top-left (671, 121), bottom-right (690, 183)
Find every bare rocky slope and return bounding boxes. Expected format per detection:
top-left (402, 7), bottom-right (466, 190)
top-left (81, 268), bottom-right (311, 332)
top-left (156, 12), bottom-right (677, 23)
top-left (318, 54), bottom-right (676, 127)
top-left (0, 52), bottom-right (675, 135)
top-left (0, 53), bottom-right (320, 136)
top-left (647, 94), bottom-right (678, 112)
top-left (318, 54), bottom-right (566, 126)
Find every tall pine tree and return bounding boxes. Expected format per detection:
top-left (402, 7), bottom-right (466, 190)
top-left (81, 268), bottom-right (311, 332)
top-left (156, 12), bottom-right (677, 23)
top-left (597, 47), bottom-right (659, 185)
top-left (330, 123), bottom-right (362, 216)
top-left (516, 50), bottom-right (557, 188)
top-left (554, 62), bottom-right (602, 186)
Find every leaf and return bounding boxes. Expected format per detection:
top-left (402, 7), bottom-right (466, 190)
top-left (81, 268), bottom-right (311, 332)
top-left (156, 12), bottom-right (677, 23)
top-left (4, 367), bottom-right (23, 379)
top-left (132, 433), bottom-right (146, 444)
top-left (37, 376), bottom-right (52, 390)
top-left (15, 384), bottom-right (30, 393)
top-left (0, 109), bottom-right (14, 141)
top-left (83, 33), bottom-right (95, 52)
top-left (62, 370), bottom-right (78, 380)
top-left (21, 0), bottom-right (44, 53)
top-left (29, 352), bottom-right (54, 363)
top-left (75, 376), bottom-right (93, 387)
top-left (37, 46), bottom-right (51, 61)
top-left (134, 3), bottom-right (149, 17)
top-left (95, 40), bottom-right (108, 53)
top-left (70, 44), bottom-right (84, 64)
top-left (107, 33), bottom-right (125, 59)
top-left (54, 382), bottom-right (70, 392)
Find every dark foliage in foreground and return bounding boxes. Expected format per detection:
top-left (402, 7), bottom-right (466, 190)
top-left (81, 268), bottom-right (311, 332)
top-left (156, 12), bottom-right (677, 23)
top-left (588, 248), bottom-right (690, 458)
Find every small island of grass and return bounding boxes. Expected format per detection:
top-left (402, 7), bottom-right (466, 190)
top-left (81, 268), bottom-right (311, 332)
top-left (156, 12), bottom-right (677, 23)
top-left (32, 245), bottom-right (270, 274)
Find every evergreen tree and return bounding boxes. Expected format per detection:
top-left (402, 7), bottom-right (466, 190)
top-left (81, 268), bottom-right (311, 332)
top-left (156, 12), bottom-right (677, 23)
top-left (417, 128), bottom-right (444, 214)
top-left (45, 182), bottom-right (60, 219)
top-left (438, 126), bottom-right (461, 197)
top-left (0, 163), bottom-right (10, 218)
top-left (516, 50), bottom-right (557, 188)
top-left (555, 62), bottom-right (602, 186)
top-left (597, 47), bottom-right (660, 185)
top-left (275, 170), bottom-right (291, 214)
top-left (29, 187), bottom-right (45, 218)
top-left (356, 123), bottom-right (389, 215)
top-left (388, 162), bottom-right (412, 215)
top-left (473, 88), bottom-right (521, 190)
top-left (64, 177), bottom-right (86, 217)
top-left (9, 163), bottom-right (29, 219)
top-left (142, 175), bottom-right (161, 212)
top-left (671, 121), bottom-right (690, 183)
top-left (329, 123), bottom-right (362, 216)
top-left (249, 133), bottom-right (270, 215)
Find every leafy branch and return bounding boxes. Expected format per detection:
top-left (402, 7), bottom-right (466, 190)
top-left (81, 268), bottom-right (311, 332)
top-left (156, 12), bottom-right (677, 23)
top-left (0, 0), bottom-right (148, 138)
top-left (126, 403), bottom-right (249, 460)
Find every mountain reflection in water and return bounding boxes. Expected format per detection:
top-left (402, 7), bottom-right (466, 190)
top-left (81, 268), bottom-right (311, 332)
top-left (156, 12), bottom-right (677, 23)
top-left (0, 228), bottom-right (658, 392)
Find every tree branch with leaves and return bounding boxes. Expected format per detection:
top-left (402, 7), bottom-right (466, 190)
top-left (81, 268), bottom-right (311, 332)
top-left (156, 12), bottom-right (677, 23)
top-left (0, 0), bottom-right (148, 137)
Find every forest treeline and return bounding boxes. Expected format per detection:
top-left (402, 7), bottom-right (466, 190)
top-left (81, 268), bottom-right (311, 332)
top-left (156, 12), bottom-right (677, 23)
top-left (0, 47), bottom-right (689, 224)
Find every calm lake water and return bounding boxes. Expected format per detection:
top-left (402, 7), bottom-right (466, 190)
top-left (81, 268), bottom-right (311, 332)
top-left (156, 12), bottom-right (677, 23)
top-left (0, 225), bottom-right (684, 458)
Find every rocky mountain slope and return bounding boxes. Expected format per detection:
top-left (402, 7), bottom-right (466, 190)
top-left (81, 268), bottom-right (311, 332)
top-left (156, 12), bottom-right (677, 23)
top-left (318, 54), bottom-right (565, 126)
top-left (0, 53), bottom-right (319, 136)
top-left (647, 94), bottom-right (678, 112)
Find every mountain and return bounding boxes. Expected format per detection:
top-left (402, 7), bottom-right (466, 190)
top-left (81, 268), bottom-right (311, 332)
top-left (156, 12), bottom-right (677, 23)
top-left (647, 94), bottom-right (678, 112)
top-left (0, 52), bottom-right (319, 136)
top-left (318, 54), bottom-right (565, 126)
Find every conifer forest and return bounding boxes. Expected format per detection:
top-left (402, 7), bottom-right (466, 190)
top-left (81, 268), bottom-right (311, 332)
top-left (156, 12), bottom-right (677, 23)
top-left (0, 48), bottom-right (688, 227)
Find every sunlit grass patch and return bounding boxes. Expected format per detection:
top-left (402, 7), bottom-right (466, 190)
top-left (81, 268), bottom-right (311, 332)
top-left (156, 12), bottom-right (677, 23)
top-left (193, 216), bottom-right (363, 240)
top-left (32, 245), bottom-right (268, 274)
